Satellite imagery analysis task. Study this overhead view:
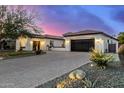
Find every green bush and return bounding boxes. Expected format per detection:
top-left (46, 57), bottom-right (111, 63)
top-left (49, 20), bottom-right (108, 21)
top-left (118, 44), bottom-right (124, 55)
top-left (89, 49), bottom-right (113, 67)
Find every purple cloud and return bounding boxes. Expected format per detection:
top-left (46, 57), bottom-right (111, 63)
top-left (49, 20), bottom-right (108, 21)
top-left (39, 6), bottom-right (115, 35)
top-left (113, 10), bottom-right (124, 24)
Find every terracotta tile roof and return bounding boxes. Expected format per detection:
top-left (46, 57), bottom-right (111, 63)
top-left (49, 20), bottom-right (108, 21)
top-left (30, 34), bottom-right (44, 38)
top-left (63, 30), bottom-right (118, 41)
top-left (29, 34), bottom-right (64, 40)
top-left (43, 34), bottom-right (64, 40)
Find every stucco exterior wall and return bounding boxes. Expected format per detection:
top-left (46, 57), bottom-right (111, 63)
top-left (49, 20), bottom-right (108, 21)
top-left (64, 34), bottom-right (118, 53)
top-left (16, 37), bottom-right (45, 51)
top-left (16, 37), bottom-right (64, 51)
top-left (101, 35), bottom-right (118, 53)
top-left (16, 37), bottom-right (30, 51)
top-left (64, 34), bottom-right (103, 52)
top-left (43, 39), bottom-right (64, 51)
top-left (16, 34), bottom-right (118, 52)
top-left (16, 39), bottom-right (20, 51)
top-left (51, 48), bottom-right (66, 51)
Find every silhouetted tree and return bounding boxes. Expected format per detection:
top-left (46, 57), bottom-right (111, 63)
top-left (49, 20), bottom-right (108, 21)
top-left (4, 6), bottom-right (40, 39)
top-left (0, 6), bottom-right (42, 50)
top-left (0, 5), bottom-right (7, 40)
top-left (118, 32), bottom-right (124, 44)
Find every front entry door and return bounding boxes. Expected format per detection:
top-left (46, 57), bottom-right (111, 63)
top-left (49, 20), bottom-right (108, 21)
top-left (33, 41), bottom-right (40, 51)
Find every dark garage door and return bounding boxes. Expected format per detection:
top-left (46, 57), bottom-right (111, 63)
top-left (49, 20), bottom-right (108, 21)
top-left (71, 39), bottom-right (95, 52)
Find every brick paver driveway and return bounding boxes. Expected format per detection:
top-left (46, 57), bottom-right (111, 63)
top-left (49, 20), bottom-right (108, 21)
top-left (0, 51), bottom-right (90, 88)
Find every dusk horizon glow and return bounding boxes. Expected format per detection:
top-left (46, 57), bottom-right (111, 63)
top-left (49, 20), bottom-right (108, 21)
top-left (19, 5), bottom-right (124, 36)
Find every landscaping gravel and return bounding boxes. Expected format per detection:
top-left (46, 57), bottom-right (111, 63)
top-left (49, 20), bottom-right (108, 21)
top-left (37, 61), bottom-right (124, 88)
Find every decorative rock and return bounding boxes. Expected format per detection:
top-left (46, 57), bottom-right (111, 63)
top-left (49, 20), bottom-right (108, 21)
top-left (68, 71), bottom-right (76, 80)
top-left (75, 70), bottom-right (86, 80)
top-left (68, 70), bottom-right (86, 80)
top-left (76, 72), bottom-right (85, 80)
top-left (0, 57), bottom-right (3, 60)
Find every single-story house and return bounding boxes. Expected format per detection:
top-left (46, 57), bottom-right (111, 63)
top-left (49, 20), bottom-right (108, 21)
top-left (15, 24), bottom-right (65, 51)
top-left (16, 34), bottom-right (65, 51)
top-left (63, 30), bottom-right (118, 53)
top-left (16, 30), bottom-right (118, 53)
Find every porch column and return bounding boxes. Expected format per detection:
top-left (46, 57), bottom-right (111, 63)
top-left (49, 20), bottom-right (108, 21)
top-left (65, 39), bottom-right (70, 51)
top-left (95, 38), bottom-right (104, 53)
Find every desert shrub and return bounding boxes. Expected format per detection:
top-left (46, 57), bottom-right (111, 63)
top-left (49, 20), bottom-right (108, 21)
top-left (90, 49), bottom-right (113, 67)
top-left (118, 44), bottom-right (124, 55)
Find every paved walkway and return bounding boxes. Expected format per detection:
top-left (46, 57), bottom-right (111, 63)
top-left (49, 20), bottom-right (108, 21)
top-left (0, 51), bottom-right (90, 88)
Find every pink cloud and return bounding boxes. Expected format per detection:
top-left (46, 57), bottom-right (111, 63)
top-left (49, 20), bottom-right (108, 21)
top-left (37, 22), bottom-right (67, 36)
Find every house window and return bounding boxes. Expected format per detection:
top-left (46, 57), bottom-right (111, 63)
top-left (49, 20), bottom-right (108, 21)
top-left (50, 40), bottom-right (54, 47)
top-left (107, 40), bottom-right (109, 44)
top-left (111, 40), bottom-right (113, 44)
top-left (61, 41), bottom-right (65, 48)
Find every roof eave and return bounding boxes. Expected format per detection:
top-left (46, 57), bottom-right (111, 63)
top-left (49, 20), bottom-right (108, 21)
top-left (63, 32), bottom-right (118, 41)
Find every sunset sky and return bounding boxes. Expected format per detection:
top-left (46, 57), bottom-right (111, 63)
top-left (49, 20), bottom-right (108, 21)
top-left (23, 5), bottom-right (124, 36)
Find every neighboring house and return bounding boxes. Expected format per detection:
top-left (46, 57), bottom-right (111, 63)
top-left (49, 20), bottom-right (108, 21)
top-left (63, 30), bottom-right (118, 53)
top-left (0, 38), bottom-right (16, 50)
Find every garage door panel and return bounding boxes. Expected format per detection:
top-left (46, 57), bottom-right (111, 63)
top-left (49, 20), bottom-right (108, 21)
top-left (108, 44), bottom-right (116, 53)
top-left (71, 39), bottom-right (94, 52)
